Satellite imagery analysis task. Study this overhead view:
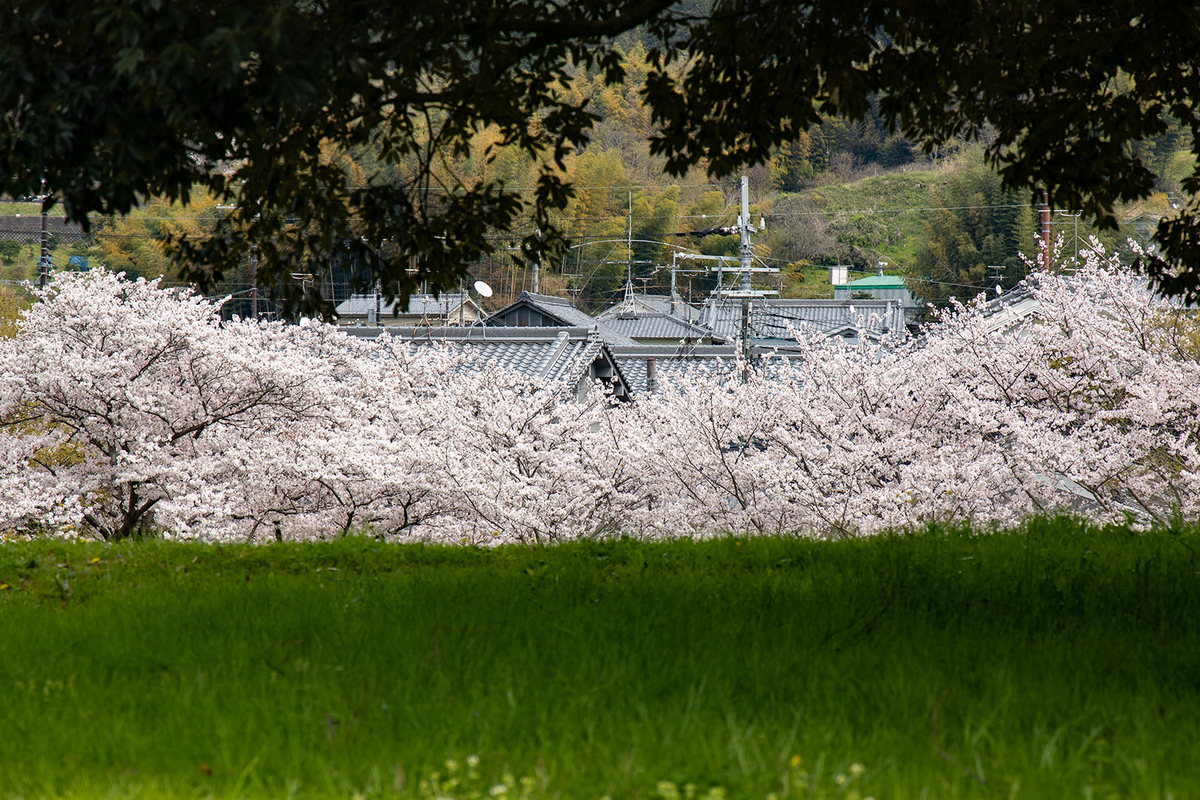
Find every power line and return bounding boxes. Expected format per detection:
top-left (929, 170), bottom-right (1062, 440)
top-left (764, 202), bottom-right (1037, 218)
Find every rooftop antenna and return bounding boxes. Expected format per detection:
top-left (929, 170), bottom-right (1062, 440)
top-left (472, 280), bottom-right (493, 340)
top-left (626, 190), bottom-right (634, 292)
top-left (988, 265), bottom-right (1005, 297)
top-left (533, 229), bottom-right (541, 294)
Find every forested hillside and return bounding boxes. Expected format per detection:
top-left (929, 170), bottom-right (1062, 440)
top-left (1, 44), bottom-right (1190, 314)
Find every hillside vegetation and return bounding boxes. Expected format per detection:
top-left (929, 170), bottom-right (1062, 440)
top-left (1, 45), bottom-right (1190, 312)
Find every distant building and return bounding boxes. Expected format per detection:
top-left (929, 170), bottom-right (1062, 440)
top-left (597, 312), bottom-right (722, 346)
top-left (592, 288), bottom-right (718, 345)
top-left (343, 325), bottom-right (632, 402)
top-left (1125, 210), bottom-right (1165, 248)
top-left (485, 291), bottom-right (638, 346)
top-left (696, 296), bottom-right (916, 348)
top-left (334, 292), bottom-right (481, 327)
top-left (595, 291), bottom-right (704, 324)
top-left (609, 343), bottom-right (802, 394)
top-left (832, 270), bottom-right (917, 310)
top-left (608, 344), bottom-right (739, 394)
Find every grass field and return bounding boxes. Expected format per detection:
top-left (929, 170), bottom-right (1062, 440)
top-left (2, 519), bottom-right (1200, 799)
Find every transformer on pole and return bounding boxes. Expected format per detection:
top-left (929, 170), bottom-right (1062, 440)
top-left (671, 177), bottom-right (778, 380)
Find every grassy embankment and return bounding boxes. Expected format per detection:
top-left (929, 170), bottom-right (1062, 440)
top-left (801, 168), bottom-right (946, 271)
top-left (765, 168), bottom-right (944, 299)
top-left (2, 519), bottom-right (1200, 799)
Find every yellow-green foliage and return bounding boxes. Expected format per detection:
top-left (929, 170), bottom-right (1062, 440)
top-left (1152, 306), bottom-right (1200, 362)
top-left (0, 284), bottom-right (30, 338)
top-left (90, 195), bottom-right (223, 281)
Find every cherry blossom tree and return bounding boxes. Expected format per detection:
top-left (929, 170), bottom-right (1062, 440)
top-left (435, 366), bottom-right (643, 545)
top-left (923, 243), bottom-right (1200, 525)
top-left (2, 255), bottom-right (1197, 544)
top-left (620, 331), bottom-right (1020, 538)
top-left (0, 271), bottom-right (353, 540)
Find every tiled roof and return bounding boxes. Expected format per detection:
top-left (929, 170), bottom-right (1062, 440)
top-left (978, 287), bottom-right (1044, 335)
top-left (342, 325), bottom-right (630, 399)
top-left (609, 344), bottom-right (803, 394)
top-left (486, 292), bottom-right (639, 346)
top-left (697, 297), bottom-right (912, 342)
top-left (335, 292), bottom-right (473, 319)
top-left (595, 293), bottom-right (704, 323)
top-left (599, 312), bottom-right (719, 343)
top-left (609, 345), bottom-right (738, 394)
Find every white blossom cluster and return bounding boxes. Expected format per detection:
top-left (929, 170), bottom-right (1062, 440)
top-left (1, 250), bottom-right (1197, 544)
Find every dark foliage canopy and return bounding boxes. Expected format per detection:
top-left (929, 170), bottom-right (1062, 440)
top-left (4, 0), bottom-right (1200, 310)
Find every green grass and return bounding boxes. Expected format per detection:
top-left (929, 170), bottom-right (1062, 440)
top-left (1161, 150), bottom-right (1198, 197)
top-left (2, 519), bottom-right (1200, 799)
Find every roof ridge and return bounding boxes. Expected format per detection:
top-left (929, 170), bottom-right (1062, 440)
top-left (537, 330), bottom-right (572, 381)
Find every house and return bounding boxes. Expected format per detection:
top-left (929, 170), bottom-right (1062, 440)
top-left (978, 286), bottom-right (1044, 335)
top-left (484, 291), bottom-right (638, 346)
top-left (608, 344), bottom-right (740, 394)
top-left (595, 291), bottom-right (705, 324)
top-left (696, 296), bottom-right (915, 348)
top-left (1125, 211), bottom-right (1165, 247)
top-left (343, 325), bottom-right (633, 402)
top-left (832, 270), bottom-right (917, 310)
top-left (597, 312), bottom-right (723, 346)
top-left (334, 292), bottom-right (482, 326)
top-left (608, 342), bottom-right (809, 395)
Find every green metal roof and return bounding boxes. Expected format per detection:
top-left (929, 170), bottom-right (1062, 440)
top-left (835, 274), bottom-right (907, 290)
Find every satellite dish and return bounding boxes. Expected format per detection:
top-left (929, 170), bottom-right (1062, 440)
top-left (474, 280), bottom-right (493, 298)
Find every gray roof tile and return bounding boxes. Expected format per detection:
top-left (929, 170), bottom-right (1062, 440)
top-left (335, 292), bottom-right (475, 320)
top-left (697, 297), bottom-right (912, 340)
top-left (342, 325), bottom-right (630, 399)
top-left (596, 293), bottom-right (704, 323)
top-left (599, 312), bottom-right (719, 343)
top-left (486, 291), bottom-right (639, 346)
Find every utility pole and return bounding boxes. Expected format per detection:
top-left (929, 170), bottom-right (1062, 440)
top-left (37, 197), bottom-right (50, 288)
top-left (723, 176), bottom-right (779, 382)
top-left (250, 243), bottom-right (259, 320)
top-left (533, 228), bottom-right (541, 294)
top-left (738, 176), bottom-right (753, 380)
top-left (1040, 191), bottom-right (1051, 271)
top-left (675, 177), bottom-right (778, 383)
top-left (669, 263), bottom-right (677, 316)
